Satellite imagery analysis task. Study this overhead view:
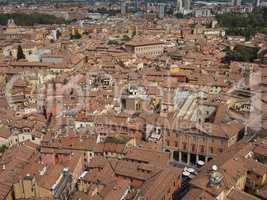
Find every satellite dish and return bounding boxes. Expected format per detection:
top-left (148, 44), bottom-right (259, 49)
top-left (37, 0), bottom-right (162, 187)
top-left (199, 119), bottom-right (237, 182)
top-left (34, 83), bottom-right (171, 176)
top-left (197, 160), bottom-right (205, 166)
top-left (183, 171), bottom-right (190, 177)
top-left (187, 168), bottom-right (195, 173)
top-left (212, 165), bottom-right (218, 171)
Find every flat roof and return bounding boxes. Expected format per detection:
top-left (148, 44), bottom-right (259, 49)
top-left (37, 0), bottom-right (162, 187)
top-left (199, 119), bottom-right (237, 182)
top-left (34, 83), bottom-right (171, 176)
top-left (125, 41), bottom-right (164, 47)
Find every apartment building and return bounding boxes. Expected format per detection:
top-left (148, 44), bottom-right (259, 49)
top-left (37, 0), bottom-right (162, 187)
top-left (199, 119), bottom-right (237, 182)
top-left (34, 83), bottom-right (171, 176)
top-left (77, 154), bottom-right (182, 200)
top-left (145, 116), bottom-right (244, 166)
top-left (125, 41), bottom-right (165, 57)
top-left (183, 138), bottom-right (267, 200)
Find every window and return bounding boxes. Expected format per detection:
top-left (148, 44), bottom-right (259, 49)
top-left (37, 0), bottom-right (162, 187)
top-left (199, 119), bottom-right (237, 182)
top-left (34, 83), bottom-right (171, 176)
top-left (31, 135), bottom-right (35, 141)
top-left (210, 147), bottom-right (214, 154)
top-left (183, 142), bottom-right (187, 150)
top-left (192, 144), bottom-right (196, 152)
top-left (201, 145), bottom-right (205, 153)
top-left (175, 141), bottom-right (178, 147)
top-left (166, 140), bottom-right (170, 146)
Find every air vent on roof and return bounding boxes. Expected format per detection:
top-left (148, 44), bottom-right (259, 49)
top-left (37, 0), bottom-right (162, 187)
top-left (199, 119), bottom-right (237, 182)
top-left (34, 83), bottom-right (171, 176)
top-left (212, 165), bottom-right (218, 171)
top-left (63, 168), bottom-right (69, 176)
top-left (209, 171), bottom-right (223, 187)
top-left (39, 166), bottom-right (47, 176)
top-left (245, 151), bottom-right (253, 159)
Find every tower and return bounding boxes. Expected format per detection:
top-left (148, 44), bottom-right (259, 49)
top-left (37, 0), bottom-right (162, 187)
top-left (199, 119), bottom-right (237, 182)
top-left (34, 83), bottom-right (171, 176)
top-left (255, 0), bottom-right (261, 7)
top-left (232, 0), bottom-right (241, 6)
top-left (176, 0), bottom-right (183, 13)
top-left (183, 0), bottom-right (191, 11)
top-left (121, 2), bottom-right (127, 15)
top-left (159, 3), bottom-right (165, 18)
top-left (135, 0), bottom-right (140, 11)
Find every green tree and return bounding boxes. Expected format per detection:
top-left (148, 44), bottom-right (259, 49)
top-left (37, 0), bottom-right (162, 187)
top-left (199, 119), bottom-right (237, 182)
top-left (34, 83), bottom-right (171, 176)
top-left (0, 145), bottom-right (7, 153)
top-left (223, 45), bottom-right (259, 63)
top-left (70, 30), bottom-right (82, 40)
top-left (16, 45), bottom-right (25, 61)
top-left (64, 78), bottom-right (69, 85)
top-left (216, 8), bottom-right (267, 39)
top-left (0, 12), bottom-right (65, 26)
top-left (122, 34), bottom-right (130, 41)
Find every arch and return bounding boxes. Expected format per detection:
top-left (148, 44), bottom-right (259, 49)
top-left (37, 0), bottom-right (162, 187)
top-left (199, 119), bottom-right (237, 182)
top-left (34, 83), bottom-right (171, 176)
top-left (257, 47), bottom-right (267, 58)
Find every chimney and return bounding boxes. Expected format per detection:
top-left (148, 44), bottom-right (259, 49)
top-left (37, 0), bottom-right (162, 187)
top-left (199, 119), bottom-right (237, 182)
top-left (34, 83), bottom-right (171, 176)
top-left (63, 168), bottom-right (69, 177)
